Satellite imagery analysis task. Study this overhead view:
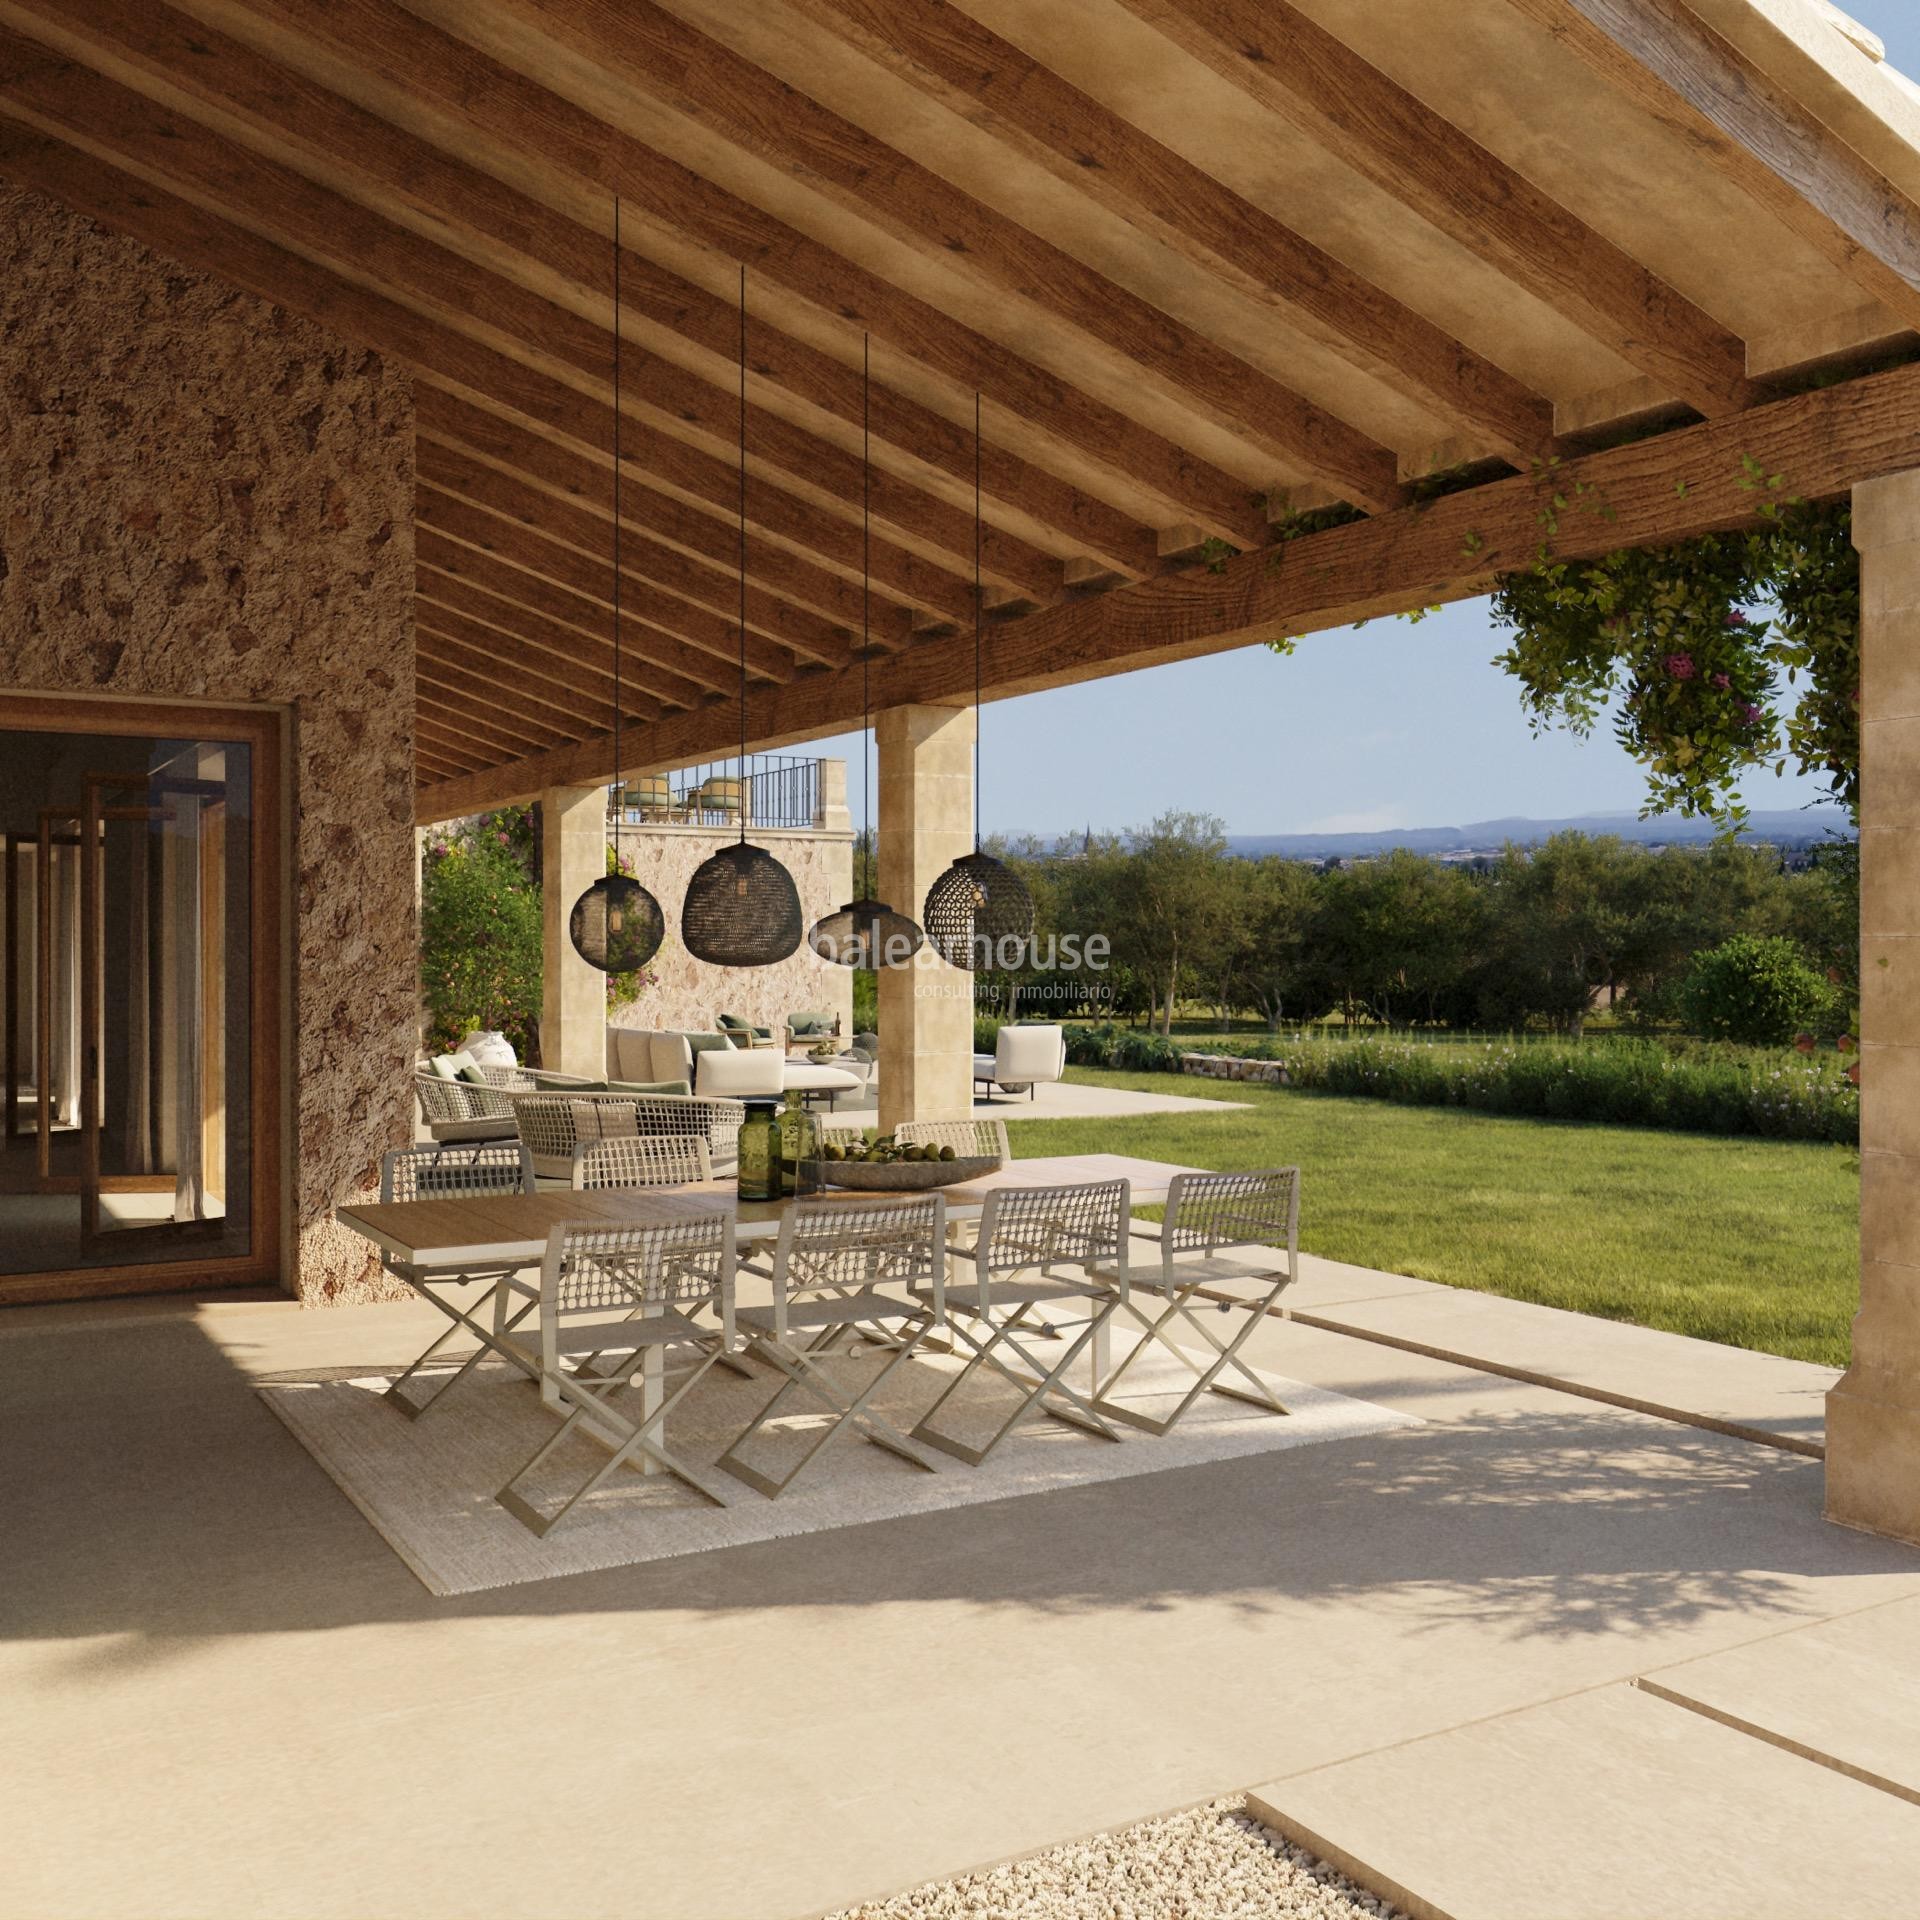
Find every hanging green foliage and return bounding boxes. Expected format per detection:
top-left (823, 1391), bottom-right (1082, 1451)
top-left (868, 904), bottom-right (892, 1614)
top-left (1488, 486), bottom-right (1858, 831)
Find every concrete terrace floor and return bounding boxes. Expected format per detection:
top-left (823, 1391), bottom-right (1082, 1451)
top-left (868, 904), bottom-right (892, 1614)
top-left (3, 1270), bottom-right (1919, 1920)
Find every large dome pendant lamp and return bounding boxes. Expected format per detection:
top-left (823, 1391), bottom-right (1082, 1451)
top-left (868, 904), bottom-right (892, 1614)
top-left (808, 337), bottom-right (925, 971)
top-left (682, 271), bottom-right (804, 967)
top-left (570, 195), bottom-right (666, 975)
top-left (921, 395), bottom-right (1034, 971)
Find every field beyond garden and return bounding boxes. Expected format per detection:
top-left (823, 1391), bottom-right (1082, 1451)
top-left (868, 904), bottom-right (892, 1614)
top-left (1017, 1068), bottom-right (1859, 1367)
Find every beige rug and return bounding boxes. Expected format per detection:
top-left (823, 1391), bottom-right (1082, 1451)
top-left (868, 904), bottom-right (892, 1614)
top-left (260, 1331), bottom-right (1418, 1595)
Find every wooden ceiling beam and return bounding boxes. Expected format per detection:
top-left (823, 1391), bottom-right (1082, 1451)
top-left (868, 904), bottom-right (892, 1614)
top-left (785, 0), bottom-right (1557, 467)
top-left (1505, 0), bottom-right (1920, 334)
top-left (416, 388), bottom-right (913, 647)
top-left (417, 491), bottom-right (801, 685)
top-left (413, 740), bottom-right (473, 781)
top-left (503, 0), bottom-right (1406, 512)
top-left (416, 660), bottom-right (580, 753)
top-left (413, 565), bottom-right (706, 717)
top-left (418, 353), bottom-right (1920, 818)
top-left (417, 626), bottom-right (612, 734)
top-left (0, 26), bottom-right (1019, 617)
top-left (213, 0), bottom-right (1267, 542)
top-left (414, 704), bottom-right (521, 771)
top-left (414, 532), bottom-right (747, 706)
top-left (417, 440), bottom-right (854, 667)
top-left (0, 0), bottom-right (1152, 579)
top-left (1116, 0), bottom-right (1764, 418)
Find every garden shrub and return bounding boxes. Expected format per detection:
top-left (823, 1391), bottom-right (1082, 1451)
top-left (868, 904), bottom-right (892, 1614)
top-left (1681, 934), bottom-right (1842, 1047)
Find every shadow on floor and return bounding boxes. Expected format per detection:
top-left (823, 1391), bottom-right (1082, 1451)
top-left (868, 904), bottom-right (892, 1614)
top-left (4, 1305), bottom-right (1918, 1681)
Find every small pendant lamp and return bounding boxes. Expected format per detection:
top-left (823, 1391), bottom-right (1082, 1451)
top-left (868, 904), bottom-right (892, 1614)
top-left (809, 337), bottom-right (924, 971)
top-left (921, 394), bottom-right (1033, 971)
top-left (682, 270), bottom-right (804, 967)
top-left (570, 195), bottom-right (665, 975)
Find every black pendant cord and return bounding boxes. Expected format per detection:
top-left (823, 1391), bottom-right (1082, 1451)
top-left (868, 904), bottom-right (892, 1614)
top-left (737, 264), bottom-right (748, 848)
top-left (974, 391), bottom-right (983, 854)
top-left (611, 196), bottom-right (622, 830)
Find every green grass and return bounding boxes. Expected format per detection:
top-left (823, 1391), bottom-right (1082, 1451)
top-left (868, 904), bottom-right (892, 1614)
top-left (1011, 1068), bottom-right (1860, 1366)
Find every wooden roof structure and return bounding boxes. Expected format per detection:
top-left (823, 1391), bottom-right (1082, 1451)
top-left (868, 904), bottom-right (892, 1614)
top-left (5, 0), bottom-right (1920, 819)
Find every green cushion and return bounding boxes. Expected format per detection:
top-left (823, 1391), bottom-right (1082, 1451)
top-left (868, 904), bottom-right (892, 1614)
top-left (786, 1010), bottom-right (834, 1036)
top-left (606, 1078), bottom-right (693, 1099)
top-left (681, 1031), bottom-right (736, 1056)
top-left (534, 1074), bottom-right (607, 1093)
top-left (717, 1013), bottom-right (773, 1039)
top-left (431, 1051), bottom-right (476, 1081)
top-left (455, 1062), bottom-right (493, 1086)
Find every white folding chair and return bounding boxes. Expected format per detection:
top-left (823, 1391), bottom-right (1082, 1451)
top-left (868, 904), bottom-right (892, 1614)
top-left (718, 1195), bottom-right (947, 1498)
top-left (495, 1205), bottom-right (737, 1536)
top-left (909, 1178), bottom-right (1130, 1467)
top-left (895, 1119), bottom-right (1009, 1255)
top-left (377, 1141), bottom-right (539, 1421)
top-left (1091, 1167), bottom-right (1298, 1434)
top-left (571, 1134), bottom-right (713, 1188)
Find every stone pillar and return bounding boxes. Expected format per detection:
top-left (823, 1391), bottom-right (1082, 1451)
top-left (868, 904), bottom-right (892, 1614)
top-left (875, 704), bottom-right (975, 1129)
top-left (540, 785), bottom-right (606, 1080)
top-left (1829, 469), bottom-right (1920, 1545)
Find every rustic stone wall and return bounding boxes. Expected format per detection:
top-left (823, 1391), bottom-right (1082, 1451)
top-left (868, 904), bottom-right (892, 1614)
top-left (0, 183), bottom-right (415, 1305)
top-left (606, 824), bottom-right (856, 1040)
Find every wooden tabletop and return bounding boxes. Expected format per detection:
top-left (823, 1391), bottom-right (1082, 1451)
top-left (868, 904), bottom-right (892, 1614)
top-left (338, 1153), bottom-right (1196, 1266)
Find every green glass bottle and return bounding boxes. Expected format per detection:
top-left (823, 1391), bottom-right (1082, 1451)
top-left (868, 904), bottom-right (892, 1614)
top-left (736, 1098), bottom-right (782, 1202)
top-left (778, 1089), bottom-right (822, 1197)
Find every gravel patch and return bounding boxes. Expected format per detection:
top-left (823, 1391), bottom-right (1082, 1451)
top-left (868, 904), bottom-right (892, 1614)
top-left (825, 1796), bottom-right (1404, 1920)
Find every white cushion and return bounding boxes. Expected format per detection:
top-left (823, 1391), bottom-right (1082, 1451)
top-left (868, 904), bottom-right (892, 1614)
top-left (569, 1099), bottom-right (639, 1143)
top-left (696, 1048), bottom-right (784, 1097)
top-left (990, 1025), bottom-right (1065, 1086)
top-left (781, 1064), bottom-right (860, 1093)
top-left (430, 1051), bottom-right (476, 1081)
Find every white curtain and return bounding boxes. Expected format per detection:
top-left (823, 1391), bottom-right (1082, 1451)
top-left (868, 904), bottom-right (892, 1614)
top-left (49, 845), bottom-right (80, 1131)
top-left (169, 795), bottom-right (207, 1223)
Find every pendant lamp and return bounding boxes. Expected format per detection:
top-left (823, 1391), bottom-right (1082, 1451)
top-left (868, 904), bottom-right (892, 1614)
top-left (682, 271), bottom-right (804, 967)
top-left (571, 196), bottom-right (665, 975)
top-left (921, 395), bottom-right (1034, 971)
top-left (809, 337), bottom-right (924, 971)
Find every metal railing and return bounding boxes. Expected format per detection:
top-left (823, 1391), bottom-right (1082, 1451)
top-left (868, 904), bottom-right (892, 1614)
top-left (610, 755), bottom-right (823, 832)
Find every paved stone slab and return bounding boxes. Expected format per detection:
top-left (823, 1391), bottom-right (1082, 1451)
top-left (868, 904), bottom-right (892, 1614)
top-left (1287, 1268), bottom-right (1837, 1453)
top-left (1251, 1683), bottom-right (1920, 1920)
top-left (1640, 1595), bottom-right (1920, 1803)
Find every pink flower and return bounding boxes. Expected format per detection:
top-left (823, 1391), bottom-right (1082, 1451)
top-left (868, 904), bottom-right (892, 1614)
top-left (1740, 703), bottom-right (1763, 726)
top-left (1725, 609), bottom-right (1748, 627)
top-left (1793, 1033), bottom-right (1816, 1055)
top-left (1712, 673), bottom-right (1731, 690)
top-left (1665, 652), bottom-right (1696, 680)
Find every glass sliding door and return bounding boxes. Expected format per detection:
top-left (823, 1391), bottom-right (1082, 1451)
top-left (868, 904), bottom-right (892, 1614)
top-left (0, 699), bottom-right (281, 1302)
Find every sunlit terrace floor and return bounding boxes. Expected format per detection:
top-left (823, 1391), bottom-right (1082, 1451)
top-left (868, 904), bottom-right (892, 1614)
top-left (4, 1263), bottom-right (1919, 1920)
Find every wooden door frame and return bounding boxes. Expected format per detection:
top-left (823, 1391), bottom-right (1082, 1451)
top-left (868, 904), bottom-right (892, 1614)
top-left (0, 692), bottom-right (286, 1305)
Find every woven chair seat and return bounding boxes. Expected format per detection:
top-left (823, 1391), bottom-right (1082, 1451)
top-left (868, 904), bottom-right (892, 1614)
top-left (736, 1287), bottom-right (925, 1336)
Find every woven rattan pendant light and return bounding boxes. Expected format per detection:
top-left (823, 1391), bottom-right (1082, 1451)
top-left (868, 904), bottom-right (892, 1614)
top-left (570, 196), bottom-right (665, 975)
top-left (682, 270), bottom-right (803, 967)
top-left (921, 395), bottom-right (1033, 971)
top-left (809, 338), bottom-right (924, 971)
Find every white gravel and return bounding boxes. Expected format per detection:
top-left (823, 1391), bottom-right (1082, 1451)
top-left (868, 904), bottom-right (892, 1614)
top-left (825, 1797), bottom-right (1404, 1920)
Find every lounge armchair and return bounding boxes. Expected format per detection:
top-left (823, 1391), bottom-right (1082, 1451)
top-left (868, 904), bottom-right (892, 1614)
top-left (972, 1023), bottom-right (1067, 1101)
top-left (510, 1090), bottom-right (747, 1181)
top-left (412, 1063), bottom-right (537, 1143)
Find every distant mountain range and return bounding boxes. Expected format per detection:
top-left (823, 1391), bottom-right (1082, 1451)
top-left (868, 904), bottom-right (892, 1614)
top-left (1218, 807), bottom-right (1855, 861)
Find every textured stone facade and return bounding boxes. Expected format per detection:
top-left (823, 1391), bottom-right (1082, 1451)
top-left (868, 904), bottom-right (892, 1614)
top-left (0, 184), bottom-right (415, 1305)
top-left (606, 823), bottom-right (855, 1040)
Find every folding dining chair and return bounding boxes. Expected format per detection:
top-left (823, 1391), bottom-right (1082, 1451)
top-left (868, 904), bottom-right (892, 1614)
top-left (377, 1141), bottom-right (538, 1422)
top-left (495, 1205), bottom-right (737, 1536)
top-left (1090, 1167), bottom-right (1299, 1435)
top-left (717, 1195), bottom-right (946, 1497)
top-left (909, 1178), bottom-right (1130, 1467)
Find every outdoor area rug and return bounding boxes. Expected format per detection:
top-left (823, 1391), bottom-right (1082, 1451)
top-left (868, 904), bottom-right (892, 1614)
top-left (259, 1331), bottom-right (1418, 1595)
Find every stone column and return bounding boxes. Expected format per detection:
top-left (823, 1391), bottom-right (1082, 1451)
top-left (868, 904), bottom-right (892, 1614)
top-left (875, 704), bottom-right (975, 1129)
top-left (540, 785), bottom-right (606, 1080)
top-left (1829, 468), bottom-right (1920, 1545)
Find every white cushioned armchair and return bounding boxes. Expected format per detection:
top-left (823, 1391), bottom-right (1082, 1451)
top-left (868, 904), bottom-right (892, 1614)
top-left (973, 1024), bottom-right (1067, 1101)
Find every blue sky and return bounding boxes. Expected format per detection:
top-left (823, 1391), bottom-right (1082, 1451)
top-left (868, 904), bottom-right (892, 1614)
top-left (805, 3), bottom-right (1915, 837)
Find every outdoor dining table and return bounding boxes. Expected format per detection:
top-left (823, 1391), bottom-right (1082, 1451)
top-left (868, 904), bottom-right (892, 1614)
top-left (336, 1154), bottom-right (1202, 1458)
top-left (336, 1153), bottom-right (1198, 1272)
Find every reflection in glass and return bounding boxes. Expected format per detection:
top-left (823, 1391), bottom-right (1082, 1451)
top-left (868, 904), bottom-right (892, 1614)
top-left (1, 729), bottom-right (253, 1277)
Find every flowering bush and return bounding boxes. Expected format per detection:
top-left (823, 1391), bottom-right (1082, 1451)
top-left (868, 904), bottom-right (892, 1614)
top-left (419, 832), bottom-right (543, 1059)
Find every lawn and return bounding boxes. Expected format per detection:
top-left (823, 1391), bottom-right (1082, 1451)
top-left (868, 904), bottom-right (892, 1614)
top-left (1010, 1068), bottom-right (1860, 1367)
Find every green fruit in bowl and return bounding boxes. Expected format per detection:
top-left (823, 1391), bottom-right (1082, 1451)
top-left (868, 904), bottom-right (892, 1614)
top-left (939, 1144), bottom-right (957, 1162)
